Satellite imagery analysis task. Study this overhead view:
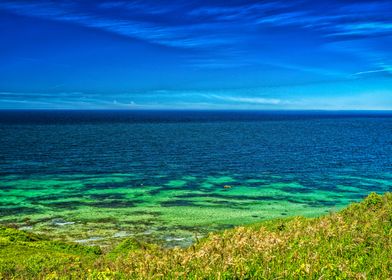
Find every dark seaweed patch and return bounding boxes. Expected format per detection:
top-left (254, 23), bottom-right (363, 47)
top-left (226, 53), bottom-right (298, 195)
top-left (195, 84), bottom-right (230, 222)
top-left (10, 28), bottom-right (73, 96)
top-left (280, 187), bottom-right (310, 194)
top-left (83, 182), bottom-right (127, 190)
top-left (208, 200), bottom-right (235, 206)
top-left (205, 200), bottom-right (246, 209)
top-left (38, 198), bottom-right (142, 209)
top-left (161, 200), bottom-right (197, 207)
top-left (215, 224), bottom-right (235, 230)
top-left (121, 219), bottom-right (157, 226)
top-left (130, 211), bottom-right (161, 217)
top-left (88, 200), bottom-right (141, 208)
top-left (175, 193), bottom-right (213, 199)
top-left (176, 193), bottom-right (281, 202)
top-left (252, 215), bottom-right (265, 219)
top-left (304, 200), bottom-right (337, 207)
top-left (349, 193), bottom-right (367, 199)
top-left (89, 193), bottom-right (126, 200)
top-left (28, 194), bottom-right (82, 202)
top-left (148, 186), bottom-right (188, 196)
top-left (0, 206), bottom-right (40, 216)
top-left (172, 225), bottom-right (202, 231)
top-left (0, 202), bottom-right (19, 207)
top-left (80, 217), bottom-right (119, 224)
top-left (148, 183), bottom-right (212, 196)
top-left (41, 200), bottom-right (88, 209)
top-left (175, 192), bottom-right (341, 208)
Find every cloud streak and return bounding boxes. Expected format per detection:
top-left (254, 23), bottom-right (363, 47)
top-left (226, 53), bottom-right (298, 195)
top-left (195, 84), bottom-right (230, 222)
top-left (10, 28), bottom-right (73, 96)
top-left (1, 0), bottom-right (391, 50)
top-left (2, 88), bottom-right (391, 110)
top-left (211, 95), bottom-right (282, 105)
top-left (0, 1), bottom-right (237, 48)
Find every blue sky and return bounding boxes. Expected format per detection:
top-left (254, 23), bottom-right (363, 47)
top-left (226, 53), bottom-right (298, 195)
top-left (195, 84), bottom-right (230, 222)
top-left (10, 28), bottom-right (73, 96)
top-left (0, 0), bottom-right (391, 109)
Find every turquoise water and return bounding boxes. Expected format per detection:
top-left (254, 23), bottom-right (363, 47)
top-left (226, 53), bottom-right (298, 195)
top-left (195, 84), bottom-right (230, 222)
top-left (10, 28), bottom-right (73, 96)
top-left (0, 111), bottom-right (391, 246)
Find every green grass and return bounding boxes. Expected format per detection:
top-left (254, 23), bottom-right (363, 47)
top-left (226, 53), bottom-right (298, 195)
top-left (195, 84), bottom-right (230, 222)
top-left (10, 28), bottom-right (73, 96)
top-left (0, 192), bottom-right (391, 279)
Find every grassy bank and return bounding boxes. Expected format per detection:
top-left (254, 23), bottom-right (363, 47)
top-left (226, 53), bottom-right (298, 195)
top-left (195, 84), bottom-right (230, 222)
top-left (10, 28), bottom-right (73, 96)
top-left (0, 192), bottom-right (391, 279)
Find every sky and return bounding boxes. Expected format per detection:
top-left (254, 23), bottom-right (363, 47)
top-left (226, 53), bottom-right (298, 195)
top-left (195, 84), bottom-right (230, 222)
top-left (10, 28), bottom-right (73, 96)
top-left (0, 0), bottom-right (391, 110)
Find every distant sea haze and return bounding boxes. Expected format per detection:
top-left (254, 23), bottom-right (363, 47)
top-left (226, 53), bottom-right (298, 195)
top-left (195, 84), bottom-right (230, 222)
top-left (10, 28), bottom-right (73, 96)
top-left (0, 110), bottom-right (391, 246)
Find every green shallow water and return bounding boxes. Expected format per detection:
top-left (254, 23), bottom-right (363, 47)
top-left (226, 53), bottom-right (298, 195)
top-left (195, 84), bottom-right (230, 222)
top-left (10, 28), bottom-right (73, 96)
top-left (1, 173), bottom-right (391, 247)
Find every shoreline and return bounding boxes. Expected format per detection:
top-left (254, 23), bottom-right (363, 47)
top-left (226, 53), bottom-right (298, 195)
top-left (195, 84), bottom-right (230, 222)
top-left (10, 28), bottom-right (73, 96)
top-left (1, 192), bottom-right (391, 278)
top-left (3, 172), bottom-right (388, 248)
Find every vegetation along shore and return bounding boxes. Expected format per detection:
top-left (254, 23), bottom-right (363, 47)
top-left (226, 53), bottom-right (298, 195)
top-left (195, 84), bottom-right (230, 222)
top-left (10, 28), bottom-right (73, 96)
top-left (0, 192), bottom-right (391, 279)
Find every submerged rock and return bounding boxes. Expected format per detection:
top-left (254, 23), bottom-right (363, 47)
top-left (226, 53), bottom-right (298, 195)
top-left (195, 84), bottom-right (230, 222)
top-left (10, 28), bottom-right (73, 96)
top-left (113, 231), bottom-right (130, 238)
top-left (18, 226), bottom-right (33, 231)
top-left (51, 218), bottom-right (75, 227)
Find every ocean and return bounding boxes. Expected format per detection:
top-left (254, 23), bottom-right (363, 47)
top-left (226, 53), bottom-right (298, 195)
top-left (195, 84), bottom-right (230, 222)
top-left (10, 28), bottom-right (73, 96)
top-left (0, 110), bottom-right (391, 247)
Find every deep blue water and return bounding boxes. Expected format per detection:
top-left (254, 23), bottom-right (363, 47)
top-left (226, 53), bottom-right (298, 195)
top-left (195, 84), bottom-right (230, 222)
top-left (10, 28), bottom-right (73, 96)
top-left (1, 110), bottom-right (391, 177)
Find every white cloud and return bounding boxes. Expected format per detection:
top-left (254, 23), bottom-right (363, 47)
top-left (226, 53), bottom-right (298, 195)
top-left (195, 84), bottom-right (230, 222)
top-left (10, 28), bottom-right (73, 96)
top-left (211, 95), bottom-right (282, 105)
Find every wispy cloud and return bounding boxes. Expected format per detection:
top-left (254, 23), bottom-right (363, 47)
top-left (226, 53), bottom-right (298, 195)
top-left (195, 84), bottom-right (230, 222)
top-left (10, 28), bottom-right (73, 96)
top-left (98, 1), bottom-right (180, 15)
top-left (352, 63), bottom-right (392, 77)
top-left (327, 22), bottom-right (392, 37)
top-left (2, 85), bottom-right (391, 110)
top-left (1, 0), bottom-right (391, 50)
top-left (0, 1), bottom-right (241, 48)
top-left (211, 95), bottom-right (282, 105)
top-left (353, 69), bottom-right (391, 76)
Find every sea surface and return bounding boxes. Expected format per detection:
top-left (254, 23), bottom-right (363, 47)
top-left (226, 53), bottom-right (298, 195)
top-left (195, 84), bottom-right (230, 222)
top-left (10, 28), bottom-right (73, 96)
top-left (0, 110), bottom-right (391, 247)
